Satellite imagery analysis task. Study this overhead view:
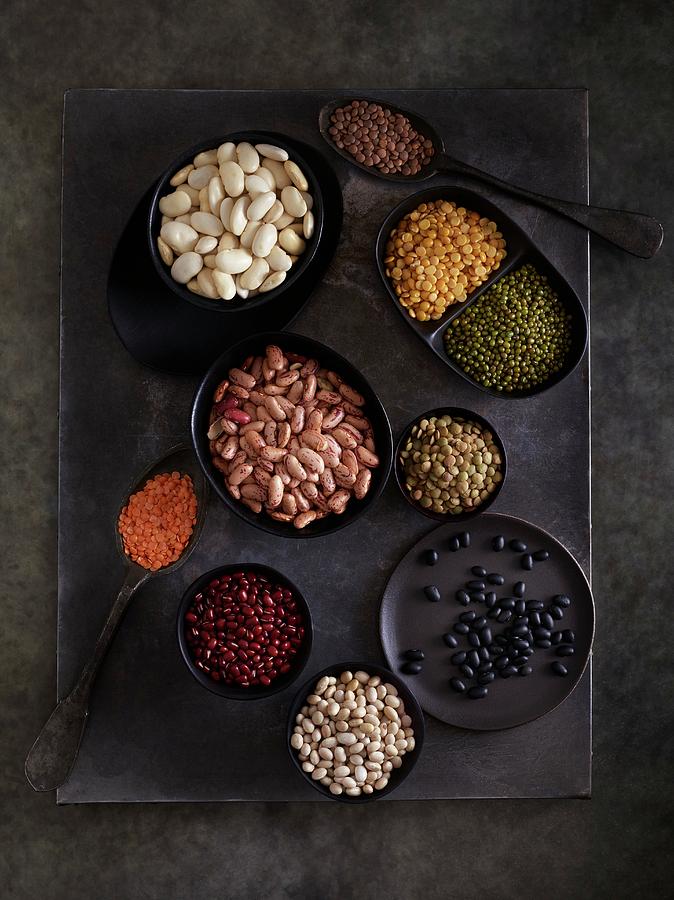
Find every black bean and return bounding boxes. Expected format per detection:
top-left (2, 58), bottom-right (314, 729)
top-left (487, 607), bottom-right (501, 619)
top-left (533, 627), bottom-right (551, 640)
top-left (495, 634), bottom-right (508, 645)
top-left (515, 599), bottom-right (526, 616)
top-left (450, 677), bottom-right (466, 693)
top-left (471, 566), bottom-right (487, 577)
top-left (509, 539), bottom-right (527, 552)
top-left (477, 661), bottom-right (493, 672)
top-left (512, 624), bottom-right (529, 638)
top-left (519, 665), bottom-right (533, 676)
top-left (454, 622), bottom-right (469, 634)
top-left (487, 573), bottom-right (504, 585)
top-left (448, 536), bottom-right (461, 552)
top-left (512, 638), bottom-right (530, 652)
top-left (442, 633), bottom-right (458, 648)
top-left (485, 592), bottom-right (497, 608)
top-left (468, 685), bottom-right (488, 699)
top-left (451, 651), bottom-right (467, 665)
top-left (540, 612), bottom-right (554, 630)
top-left (551, 605), bottom-right (564, 620)
top-left (473, 616), bottom-right (487, 630)
top-left (468, 632), bottom-right (481, 648)
top-left (528, 612), bottom-right (541, 627)
top-left (492, 535), bottom-right (505, 551)
top-left (478, 647), bottom-right (490, 661)
top-left (488, 645), bottom-right (501, 657)
top-left (513, 656), bottom-right (530, 667)
top-left (513, 581), bottom-right (526, 598)
top-left (502, 665), bottom-right (518, 678)
top-left (468, 650), bottom-right (481, 669)
top-left (535, 639), bottom-right (552, 649)
top-left (507, 647), bottom-right (520, 660)
top-left (557, 645), bottom-right (575, 657)
top-left (455, 590), bottom-right (470, 606)
top-left (460, 664), bottom-right (474, 678)
top-left (401, 661), bottom-right (422, 675)
top-left (499, 598), bottom-right (514, 610)
top-left (533, 549), bottom-right (550, 562)
top-left (481, 627), bottom-right (493, 646)
top-left (424, 548), bottom-right (439, 566)
top-left (497, 610), bottom-right (512, 623)
top-left (562, 629), bottom-right (575, 644)
top-left (521, 554), bottom-right (534, 571)
top-left (458, 531), bottom-right (470, 548)
top-left (424, 585), bottom-right (441, 603)
top-left (478, 671), bottom-right (495, 685)
top-left (470, 592), bottom-right (486, 604)
top-left (404, 649), bottom-right (424, 661)
top-left (495, 655), bottom-right (509, 669)
top-left (527, 600), bottom-right (544, 611)
top-left (555, 594), bottom-right (571, 608)
top-left (551, 661), bottom-right (568, 676)
top-left (551, 631), bottom-right (563, 645)
top-left (521, 647), bottom-right (534, 657)
top-left (466, 580), bottom-right (486, 591)
top-left (514, 615), bottom-right (528, 625)
top-left (460, 610), bottom-right (476, 623)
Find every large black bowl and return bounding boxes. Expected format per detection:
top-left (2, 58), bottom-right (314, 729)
top-left (191, 331), bottom-right (393, 538)
top-left (286, 661), bottom-right (425, 802)
top-left (176, 562), bottom-right (313, 700)
top-left (148, 131), bottom-right (324, 312)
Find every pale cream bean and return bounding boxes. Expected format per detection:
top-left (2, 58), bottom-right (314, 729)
top-left (219, 230), bottom-right (238, 251)
top-left (311, 766), bottom-right (327, 781)
top-left (261, 158), bottom-right (291, 188)
top-left (301, 190), bottom-right (313, 210)
top-left (256, 166), bottom-right (276, 191)
top-left (208, 176), bottom-right (225, 212)
top-left (212, 269), bottom-right (236, 300)
top-left (170, 163), bottom-right (194, 186)
top-left (303, 210), bottom-right (315, 239)
top-left (375, 776), bottom-right (388, 790)
top-left (175, 182), bottom-right (200, 205)
top-left (219, 198), bottom-right (234, 230)
top-left (196, 267), bottom-right (219, 299)
top-left (188, 164), bottom-right (219, 190)
top-left (159, 190), bottom-right (192, 217)
top-left (334, 746), bottom-right (347, 763)
top-left (279, 227), bottom-right (306, 254)
top-left (194, 149), bottom-right (218, 167)
top-left (157, 236), bottom-right (174, 266)
top-left (217, 142), bottom-right (236, 165)
top-left (290, 733), bottom-right (303, 750)
top-left (252, 222), bottom-right (278, 258)
top-left (255, 143), bottom-right (289, 161)
top-left (337, 732), bottom-right (356, 745)
top-left (321, 735), bottom-right (337, 748)
top-left (259, 271), bottom-right (286, 293)
top-left (247, 191), bottom-right (277, 222)
top-left (341, 776), bottom-right (357, 789)
top-left (280, 185), bottom-right (308, 217)
top-left (239, 257), bottom-right (269, 291)
top-left (274, 212), bottom-right (295, 230)
top-left (267, 244), bottom-right (292, 272)
top-left (215, 248), bottom-right (253, 274)
top-left (195, 235), bottom-right (218, 254)
top-left (245, 173), bottom-right (270, 195)
top-left (204, 254), bottom-right (217, 269)
top-left (329, 782), bottom-right (343, 796)
top-left (354, 765), bottom-right (367, 784)
top-left (199, 187), bottom-right (211, 213)
top-left (235, 276), bottom-right (249, 299)
top-left (171, 251), bottom-right (203, 284)
top-left (220, 160), bottom-right (245, 197)
top-left (301, 761), bottom-right (314, 773)
top-left (284, 159), bottom-right (309, 191)
top-left (319, 747), bottom-right (333, 762)
top-left (236, 142), bottom-right (259, 174)
top-left (230, 196), bottom-right (250, 235)
top-left (160, 221), bottom-right (199, 253)
top-left (309, 749), bottom-right (319, 765)
top-left (368, 751), bottom-right (385, 763)
top-left (316, 676), bottom-right (329, 694)
top-left (190, 211), bottom-right (224, 237)
top-left (175, 213), bottom-right (192, 224)
top-left (240, 220), bottom-right (262, 250)
top-left (263, 199), bottom-right (284, 224)
top-left (333, 765), bottom-right (350, 778)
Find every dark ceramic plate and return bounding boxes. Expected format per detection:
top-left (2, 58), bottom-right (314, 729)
top-left (394, 406), bottom-right (507, 523)
top-left (286, 661), bottom-right (425, 802)
top-left (107, 136), bottom-right (342, 375)
top-left (191, 331), bottom-right (393, 538)
top-left (379, 513), bottom-right (594, 730)
top-left (375, 185), bottom-right (588, 399)
top-left (176, 562), bottom-right (313, 700)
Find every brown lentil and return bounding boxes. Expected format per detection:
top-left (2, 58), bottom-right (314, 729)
top-left (384, 200), bottom-right (507, 321)
top-left (328, 99), bottom-right (434, 176)
top-left (400, 414), bottom-right (503, 514)
top-left (118, 471), bottom-right (198, 571)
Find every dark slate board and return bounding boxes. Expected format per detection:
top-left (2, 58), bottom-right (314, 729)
top-left (58, 89), bottom-right (590, 802)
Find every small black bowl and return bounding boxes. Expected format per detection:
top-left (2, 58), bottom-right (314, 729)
top-left (395, 406), bottom-right (507, 522)
top-left (286, 661), bottom-right (425, 802)
top-left (148, 131), bottom-right (324, 313)
top-left (176, 563), bottom-right (313, 700)
top-left (191, 331), bottom-right (393, 538)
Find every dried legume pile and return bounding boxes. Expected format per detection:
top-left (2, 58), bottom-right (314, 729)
top-left (208, 344), bottom-right (380, 529)
top-left (118, 472), bottom-right (197, 571)
top-left (384, 200), bottom-right (506, 321)
top-left (327, 99), bottom-right (434, 176)
top-left (184, 569), bottom-right (305, 687)
top-left (444, 263), bottom-right (573, 392)
top-left (400, 414), bottom-right (503, 515)
top-left (157, 141), bottom-right (314, 301)
top-left (290, 669), bottom-right (416, 797)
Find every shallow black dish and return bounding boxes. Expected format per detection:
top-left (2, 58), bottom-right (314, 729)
top-left (191, 331), bottom-right (393, 538)
top-left (375, 185), bottom-right (588, 399)
top-left (379, 513), bottom-right (594, 730)
top-left (395, 406), bottom-right (507, 523)
top-left (176, 562), bottom-right (313, 700)
top-left (148, 131), bottom-right (324, 312)
top-left (108, 136), bottom-right (342, 374)
top-left (286, 661), bottom-right (425, 803)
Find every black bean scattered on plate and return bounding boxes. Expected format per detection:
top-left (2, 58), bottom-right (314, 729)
top-left (424, 585), bottom-right (441, 602)
top-left (509, 539), bottom-right (527, 552)
top-left (533, 549), bottom-right (550, 562)
top-left (448, 536), bottom-right (460, 552)
top-left (455, 590), bottom-right (470, 606)
top-left (404, 649), bottom-right (425, 661)
top-left (443, 633), bottom-right (458, 648)
top-left (521, 554), bottom-right (534, 570)
top-left (424, 548), bottom-right (439, 566)
top-left (401, 660), bottom-right (423, 675)
top-left (492, 535), bottom-right (505, 551)
top-left (458, 531), bottom-right (470, 548)
top-left (471, 566), bottom-right (487, 577)
top-left (487, 573), bottom-right (504, 585)
top-left (551, 661), bottom-right (568, 676)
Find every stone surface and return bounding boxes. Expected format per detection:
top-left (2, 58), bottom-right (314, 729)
top-left (1, 0), bottom-right (672, 897)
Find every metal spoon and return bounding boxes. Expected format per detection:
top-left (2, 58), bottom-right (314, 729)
top-left (319, 96), bottom-right (664, 259)
top-left (24, 444), bottom-right (208, 792)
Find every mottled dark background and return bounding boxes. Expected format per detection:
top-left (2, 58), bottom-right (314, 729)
top-left (1, 1), bottom-right (672, 898)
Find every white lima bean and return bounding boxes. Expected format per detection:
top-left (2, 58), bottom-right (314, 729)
top-left (157, 141), bottom-right (315, 300)
top-left (290, 669), bottom-right (415, 798)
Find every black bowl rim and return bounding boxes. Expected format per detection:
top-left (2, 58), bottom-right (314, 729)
top-left (176, 562), bottom-right (314, 700)
top-left (148, 131), bottom-right (324, 313)
top-left (286, 660), bottom-right (426, 803)
top-left (190, 330), bottom-right (394, 539)
top-left (375, 184), bottom-right (589, 400)
top-left (394, 406), bottom-right (508, 523)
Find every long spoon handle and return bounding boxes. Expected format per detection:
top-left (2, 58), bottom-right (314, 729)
top-left (440, 154), bottom-right (664, 259)
top-left (24, 567), bottom-right (148, 792)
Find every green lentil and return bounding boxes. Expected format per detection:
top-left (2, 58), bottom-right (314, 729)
top-left (443, 263), bottom-right (573, 393)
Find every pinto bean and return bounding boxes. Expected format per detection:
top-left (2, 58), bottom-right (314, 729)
top-left (250, 356), bottom-right (264, 381)
top-left (243, 430), bottom-right (266, 456)
top-left (267, 475), bottom-right (284, 508)
top-left (288, 380), bottom-right (304, 404)
top-left (263, 421), bottom-right (277, 446)
top-left (275, 461), bottom-right (291, 485)
top-left (316, 389), bottom-right (341, 405)
top-left (294, 510), bottom-right (317, 529)
top-left (341, 448), bottom-right (359, 477)
top-left (302, 374), bottom-right (317, 403)
top-left (300, 481), bottom-right (319, 500)
top-left (229, 367), bottom-right (256, 390)
top-left (300, 430), bottom-right (328, 452)
top-left (332, 427), bottom-right (358, 449)
top-left (228, 463), bottom-right (253, 486)
top-left (253, 466), bottom-right (272, 488)
top-left (228, 385), bottom-right (249, 400)
top-left (300, 358), bottom-right (319, 376)
top-left (286, 454), bottom-right (307, 481)
top-left (256, 405), bottom-right (273, 423)
top-left (334, 465), bottom-right (357, 488)
top-left (345, 414), bottom-right (370, 431)
top-left (340, 422), bottom-right (364, 443)
top-left (264, 396), bottom-right (287, 421)
top-left (241, 497), bottom-right (262, 513)
top-left (292, 487), bottom-right (311, 512)
top-left (328, 489), bottom-right (351, 513)
top-left (322, 407), bottom-right (345, 430)
top-left (339, 383), bottom-right (365, 406)
top-left (260, 445), bottom-right (288, 462)
top-left (276, 396), bottom-right (296, 417)
top-left (282, 492), bottom-right (298, 516)
top-left (265, 344), bottom-right (285, 371)
top-left (277, 421), bottom-right (291, 448)
top-left (213, 379), bottom-right (229, 403)
top-left (290, 406), bottom-right (305, 434)
top-left (306, 409), bottom-right (323, 431)
top-left (240, 483), bottom-right (266, 502)
top-left (297, 447), bottom-right (325, 474)
top-left (240, 420), bottom-right (265, 434)
top-left (320, 438), bottom-right (342, 469)
top-left (276, 370), bottom-right (299, 388)
top-left (320, 468), bottom-right (336, 495)
top-left (354, 468), bottom-right (372, 499)
top-left (326, 370), bottom-right (343, 387)
top-left (356, 445), bottom-right (379, 467)
top-left (261, 358), bottom-right (275, 381)
top-left (263, 383), bottom-right (287, 395)
top-left (269, 510), bottom-right (294, 522)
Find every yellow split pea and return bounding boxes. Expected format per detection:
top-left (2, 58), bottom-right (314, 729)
top-left (384, 200), bottom-right (507, 322)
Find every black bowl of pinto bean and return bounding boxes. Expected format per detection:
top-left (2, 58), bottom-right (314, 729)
top-left (191, 331), bottom-right (393, 538)
top-left (286, 662), bottom-right (425, 802)
top-left (177, 563), bottom-right (313, 699)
